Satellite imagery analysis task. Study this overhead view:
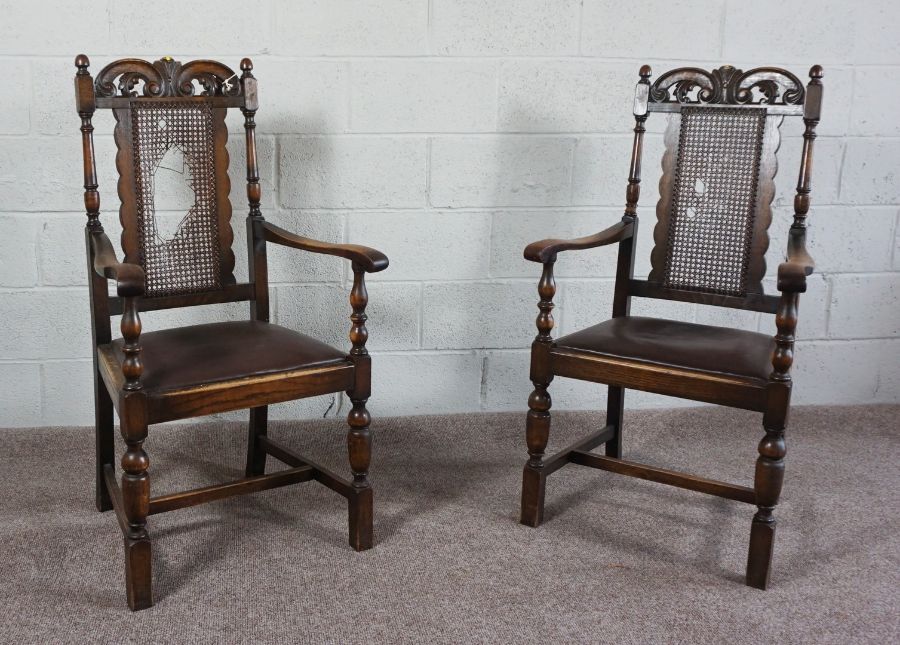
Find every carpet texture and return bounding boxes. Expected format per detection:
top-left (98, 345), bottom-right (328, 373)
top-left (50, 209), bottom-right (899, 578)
top-left (0, 405), bottom-right (898, 644)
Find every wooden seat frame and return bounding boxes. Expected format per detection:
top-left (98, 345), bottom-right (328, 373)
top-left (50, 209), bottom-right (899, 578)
top-left (75, 55), bottom-right (388, 610)
top-left (520, 64), bottom-right (822, 589)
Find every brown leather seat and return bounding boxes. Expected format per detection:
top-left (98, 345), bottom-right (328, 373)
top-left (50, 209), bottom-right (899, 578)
top-left (554, 316), bottom-right (775, 382)
top-left (106, 321), bottom-right (348, 393)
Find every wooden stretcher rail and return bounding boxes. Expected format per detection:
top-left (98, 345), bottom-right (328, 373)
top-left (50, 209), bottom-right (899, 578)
top-left (568, 451), bottom-right (757, 504)
top-left (542, 425), bottom-right (615, 475)
top-left (260, 436), bottom-right (355, 498)
top-left (103, 465), bottom-right (130, 535)
top-left (147, 465), bottom-right (315, 515)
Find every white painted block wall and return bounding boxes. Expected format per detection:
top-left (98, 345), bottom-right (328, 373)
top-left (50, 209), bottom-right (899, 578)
top-left (0, 0), bottom-right (898, 427)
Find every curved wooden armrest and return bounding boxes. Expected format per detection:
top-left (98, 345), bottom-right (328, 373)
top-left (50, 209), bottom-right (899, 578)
top-left (524, 220), bottom-right (634, 263)
top-left (262, 222), bottom-right (389, 273)
top-left (90, 231), bottom-right (145, 297)
top-left (777, 227), bottom-right (815, 293)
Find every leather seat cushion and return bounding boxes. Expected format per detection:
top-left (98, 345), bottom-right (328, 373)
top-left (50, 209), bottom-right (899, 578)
top-left (108, 321), bottom-right (347, 393)
top-left (554, 316), bottom-right (775, 382)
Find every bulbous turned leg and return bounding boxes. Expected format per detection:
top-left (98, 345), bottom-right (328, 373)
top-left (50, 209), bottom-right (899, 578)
top-left (522, 261), bottom-right (556, 527)
top-left (521, 381), bottom-right (552, 527)
top-left (120, 414), bottom-right (152, 611)
top-left (747, 425), bottom-right (786, 590)
top-left (122, 438), bottom-right (153, 611)
top-left (347, 398), bottom-right (373, 551)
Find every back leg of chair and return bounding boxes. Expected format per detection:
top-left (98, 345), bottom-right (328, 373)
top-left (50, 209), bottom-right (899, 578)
top-left (605, 386), bottom-right (625, 458)
top-left (94, 369), bottom-right (115, 512)
top-left (245, 405), bottom-right (268, 477)
top-left (746, 420), bottom-right (786, 589)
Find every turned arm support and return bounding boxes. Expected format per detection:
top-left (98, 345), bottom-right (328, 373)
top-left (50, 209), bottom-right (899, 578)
top-left (89, 231), bottom-right (145, 298)
top-left (777, 227), bottom-right (815, 294)
top-left (770, 227), bottom-right (814, 382)
top-left (262, 222), bottom-right (389, 273)
top-left (88, 231), bottom-right (144, 390)
top-left (524, 220), bottom-right (634, 264)
top-left (770, 66), bottom-right (825, 380)
top-left (259, 222), bottom-right (389, 355)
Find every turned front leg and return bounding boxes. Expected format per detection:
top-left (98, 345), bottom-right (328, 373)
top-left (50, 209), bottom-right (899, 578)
top-left (347, 265), bottom-right (373, 551)
top-left (121, 406), bottom-right (151, 611)
top-left (521, 261), bottom-right (556, 527)
top-left (747, 422), bottom-right (786, 589)
top-left (748, 291), bottom-right (796, 589)
top-left (521, 369), bottom-right (552, 527)
top-left (119, 299), bottom-right (152, 610)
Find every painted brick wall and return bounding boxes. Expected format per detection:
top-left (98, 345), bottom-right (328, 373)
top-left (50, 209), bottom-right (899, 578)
top-left (1, 0), bottom-right (898, 427)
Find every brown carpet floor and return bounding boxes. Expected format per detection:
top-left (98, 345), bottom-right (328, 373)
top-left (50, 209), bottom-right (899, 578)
top-left (0, 404), bottom-right (898, 644)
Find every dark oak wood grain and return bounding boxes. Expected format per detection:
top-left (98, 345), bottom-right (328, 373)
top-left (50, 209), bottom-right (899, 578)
top-left (519, 64), bottom-right (824, 591)
top-left (264, 222), bottom-right (389, 273)
top-left (148, 465), bottom-right (315, 515)
top-left (569, 452), bottom-right (757, 504)
top-left (75, 55), bottom-right (389, 610)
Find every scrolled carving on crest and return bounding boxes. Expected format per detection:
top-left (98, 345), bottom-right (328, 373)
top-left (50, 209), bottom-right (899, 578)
top-left (95, 57), bottom-right (242, 98)
top-left (649, 65), bottom-right (804, 106)
top-left (732, 67), bottom-right (804, 105)
top-left (95, 59), bottom-right (164, 98)
top-left (649, 67), bottom-right (718, 104)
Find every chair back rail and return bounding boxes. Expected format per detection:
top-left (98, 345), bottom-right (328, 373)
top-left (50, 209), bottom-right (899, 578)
top-left (75, 56), bottom-right (262, 331)
top-left (615, 65), bottom-right (822, 314)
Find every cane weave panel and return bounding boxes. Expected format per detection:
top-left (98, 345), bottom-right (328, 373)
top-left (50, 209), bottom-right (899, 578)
top-left (663, 106), bottom-right (767, 297)
top-left (131, 101), bottom-right (221, 297)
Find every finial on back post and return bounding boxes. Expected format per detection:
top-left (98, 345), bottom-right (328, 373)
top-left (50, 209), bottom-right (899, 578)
top-left (75, 54), bottom-right (90, 73)
top-left (793, 64), bottom-right (824, 232)
top-left (240, 56), bottom-right (258, 112)
top-left (625, 64), bottom-right (652, 221)
top-left (803, 64), bottom-right (823, 122)
top-left (74, 53), bottom-right (99, 228)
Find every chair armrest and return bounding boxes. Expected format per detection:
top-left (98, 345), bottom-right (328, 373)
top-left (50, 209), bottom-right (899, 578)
top-left (89, 231), bottom-right (145, 298)
top-left (524, 220), bottom-right (634, 263)
top-left (262, 222), bottom-right (389, 273)
top-left (777, 227), bottom-right (815, 293)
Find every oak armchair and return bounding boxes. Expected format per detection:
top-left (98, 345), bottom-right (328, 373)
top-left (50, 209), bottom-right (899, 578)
top-left (75, 55), bottom-right (388, 610)
top-left (520, 64), bottom-right (823, 589)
